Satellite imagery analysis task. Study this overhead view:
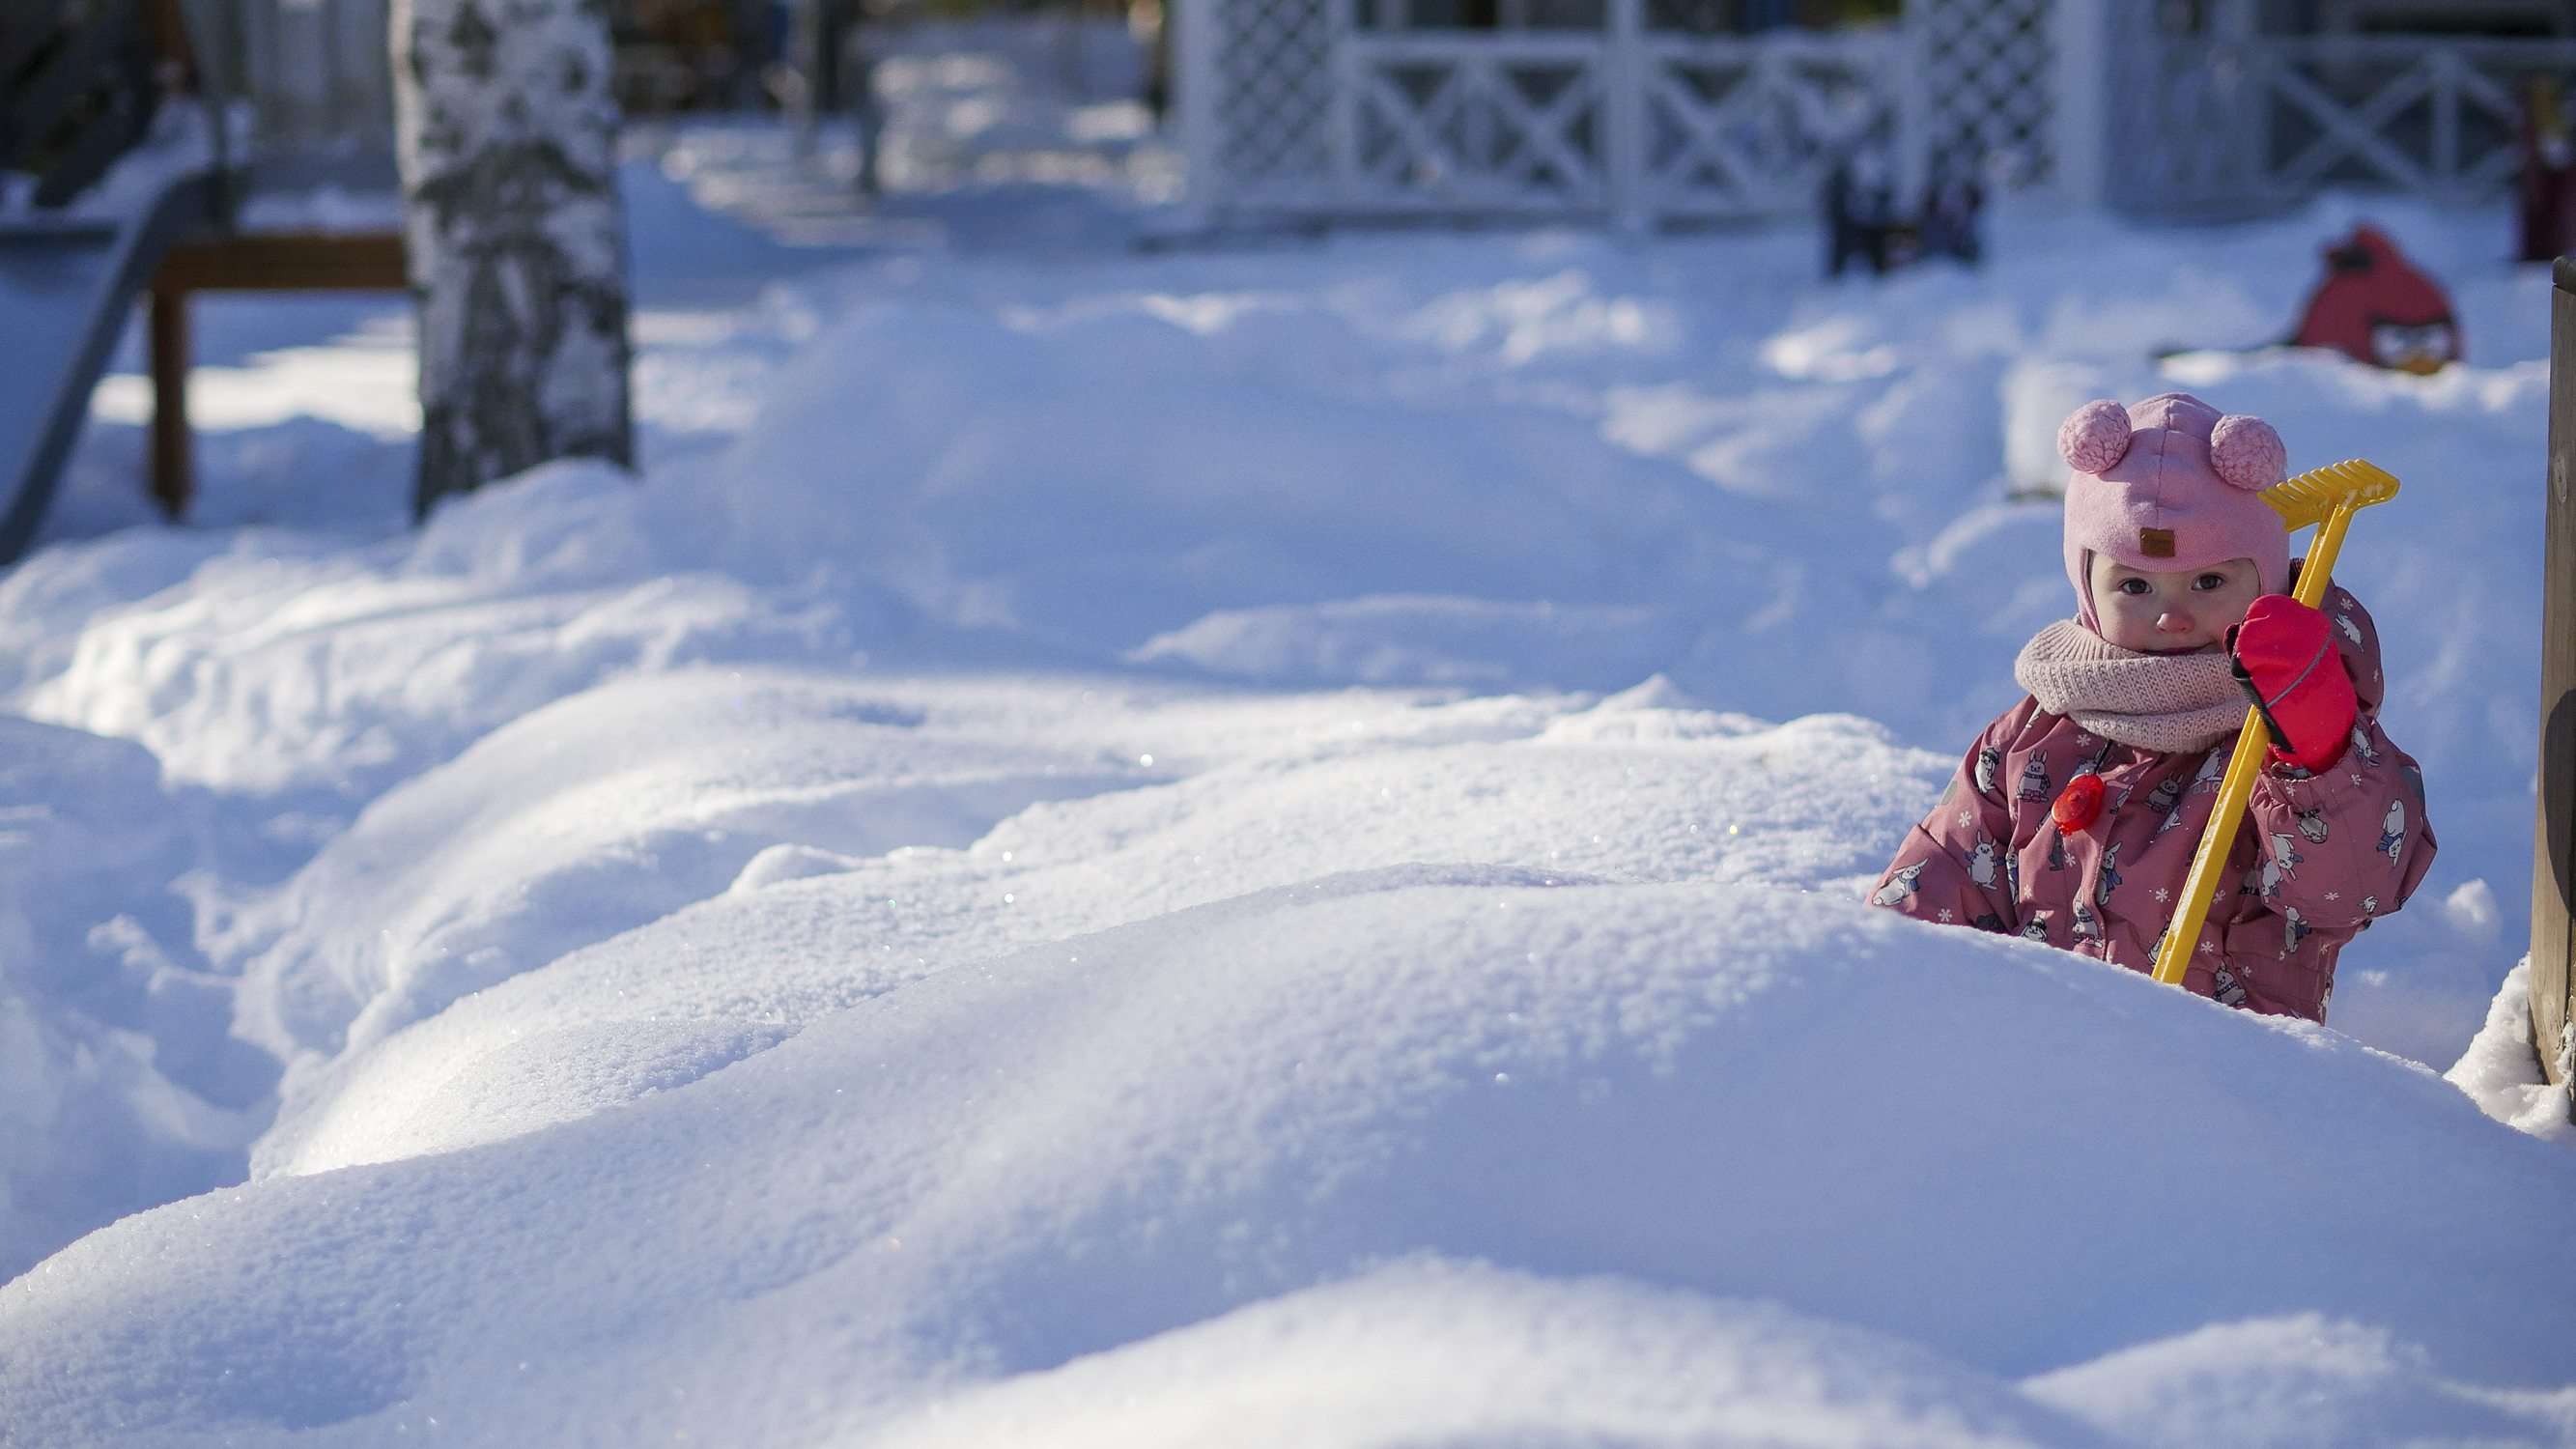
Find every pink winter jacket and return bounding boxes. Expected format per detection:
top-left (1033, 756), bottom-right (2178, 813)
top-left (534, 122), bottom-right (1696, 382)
top-left (1867, 579), bottom-right (2434, 1022)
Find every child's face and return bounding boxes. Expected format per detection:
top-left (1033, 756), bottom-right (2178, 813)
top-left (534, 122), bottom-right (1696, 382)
top-left (2089, 554), bottom-right (2263, 654)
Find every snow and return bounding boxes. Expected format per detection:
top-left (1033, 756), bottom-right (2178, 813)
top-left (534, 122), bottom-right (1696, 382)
top-left (2447, 957), bottom-right (2576, 1145)
top-left (0, 717), bottom-right (268, 1279)
top-left (12, 871), bottom-right (2576, 1445)
top-left (87, 315), bottom-right (422, 441)
top-left (241, 676), bottom-right (1927, 1178)
top-left (3, 25), bottom-right (2573, 1441)
top-left (862, 1262), bottom-right (2125, 1449)
top-left (2024, 1316), bottom-right (2576, 1449)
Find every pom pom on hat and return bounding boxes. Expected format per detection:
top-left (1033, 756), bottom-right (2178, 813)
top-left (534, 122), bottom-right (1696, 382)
top-left (2056, 400), bottom-right (2133, 475)
top-left (2208, 413), bottom-right (2287, 491)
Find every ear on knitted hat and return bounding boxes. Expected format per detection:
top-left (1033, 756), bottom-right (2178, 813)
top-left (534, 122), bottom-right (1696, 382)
top-left (2208, 413), bottom-right (2287, 491)
top-left (2057, 400), bottom-right (2133, 475)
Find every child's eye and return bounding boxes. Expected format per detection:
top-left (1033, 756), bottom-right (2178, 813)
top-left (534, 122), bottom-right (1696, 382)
top-left (2118, 579), bottom-right (2151, 595)
top-left (2194, 573), bottom-right (2225, 590)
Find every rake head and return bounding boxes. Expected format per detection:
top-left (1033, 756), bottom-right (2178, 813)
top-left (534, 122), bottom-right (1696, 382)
top-left (2261, 459), bottom-right (2401, 532)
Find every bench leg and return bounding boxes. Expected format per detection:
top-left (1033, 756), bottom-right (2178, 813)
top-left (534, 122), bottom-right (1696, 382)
top-left (149, 287), bottom-right (190, 521)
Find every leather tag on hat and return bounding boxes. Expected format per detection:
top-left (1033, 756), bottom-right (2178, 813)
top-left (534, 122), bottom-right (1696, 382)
top-left (2139, 527), bottom-right (2176, 558)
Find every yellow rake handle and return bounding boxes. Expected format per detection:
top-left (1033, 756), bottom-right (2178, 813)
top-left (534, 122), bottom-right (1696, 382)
top-left (2148, 462), bottom-right (2397, 987)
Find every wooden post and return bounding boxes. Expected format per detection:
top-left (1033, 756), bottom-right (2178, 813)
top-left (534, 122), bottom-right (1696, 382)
top-left (147, 286), bottom-right (190, 520)
top-left (2533, 254), bottom-right (2576, 1097)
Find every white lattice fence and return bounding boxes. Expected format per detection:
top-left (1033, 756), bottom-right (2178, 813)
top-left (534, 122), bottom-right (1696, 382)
top-left (1209, 0), bottom-right (1341, 207)
top-left (1908, 0), bottom-right (2052, 187)
top-left (2109, 18), bottom-right (2576, 214)
top-left (1640, 30), bottom-right (1899, 219)
top-left (1339, 35), bottom-right (1607, 211)
top-left (2264, 37), bottom-right (2574, 201)
top-left (1183, 0), bottom-right (1901, 224)
top-left (1181, 0), bottom-right (2570, 226)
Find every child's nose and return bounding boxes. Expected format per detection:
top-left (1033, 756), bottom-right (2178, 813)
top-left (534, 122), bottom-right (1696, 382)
top-left (2157, 607), bottom-right (2194, 632)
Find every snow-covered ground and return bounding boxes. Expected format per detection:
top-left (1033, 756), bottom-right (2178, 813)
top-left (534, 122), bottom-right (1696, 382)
top-left (5, 28), bottom-right (2574, 1446)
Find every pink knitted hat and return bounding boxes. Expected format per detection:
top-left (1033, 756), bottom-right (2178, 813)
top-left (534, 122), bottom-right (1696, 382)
top-left (2057, 391), bottom-right (2289, 632)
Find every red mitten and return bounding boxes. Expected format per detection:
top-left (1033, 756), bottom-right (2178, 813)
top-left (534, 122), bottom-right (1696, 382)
top-left (2226, 595), bottom-right (2356, 772)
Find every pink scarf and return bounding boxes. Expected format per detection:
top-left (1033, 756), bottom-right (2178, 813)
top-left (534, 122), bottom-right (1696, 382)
top-left (2012, 621), bottom-right (2244, 755)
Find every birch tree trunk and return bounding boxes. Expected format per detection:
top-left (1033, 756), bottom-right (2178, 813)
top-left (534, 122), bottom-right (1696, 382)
top-left (393, 0), bottom-right (632, 518)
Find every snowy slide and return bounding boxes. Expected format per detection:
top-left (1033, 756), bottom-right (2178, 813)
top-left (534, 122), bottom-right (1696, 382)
top-left (0, 170), bottom-right (215, 564)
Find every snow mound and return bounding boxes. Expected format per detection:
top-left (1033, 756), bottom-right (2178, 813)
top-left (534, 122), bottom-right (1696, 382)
top-left (2025, 1314), bottom-right (2576, 1449)
top-left (6, 873), bottom-right (2571, 1445)
top-left (870, 1259), bottom-right (2112, 1449)
top-left (249, 679), bottom-right (1946, 1177)
top-left (224, 668), bottom-right (1141, 1071)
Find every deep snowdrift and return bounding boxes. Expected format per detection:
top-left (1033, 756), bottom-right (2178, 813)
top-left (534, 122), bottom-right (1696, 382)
top-left (236, 673), bottom-right (1934, 1176)
top-left (8, 872), bottom-right (2573, 1446)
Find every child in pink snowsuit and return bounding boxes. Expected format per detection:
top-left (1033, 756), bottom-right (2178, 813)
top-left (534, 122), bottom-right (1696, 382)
top-left (1868, 393), bottom-right (2435, 1021)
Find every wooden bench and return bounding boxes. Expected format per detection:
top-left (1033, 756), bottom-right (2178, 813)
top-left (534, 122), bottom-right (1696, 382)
top-left (143, 230), bottom-right (409, 517)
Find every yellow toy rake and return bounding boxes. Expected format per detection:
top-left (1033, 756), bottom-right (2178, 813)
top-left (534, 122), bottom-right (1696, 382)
top-left (2150, 459), bottom-right (2402, 987)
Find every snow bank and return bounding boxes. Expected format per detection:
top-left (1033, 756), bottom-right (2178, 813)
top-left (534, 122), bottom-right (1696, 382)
top-left (2025, 1314), bottom-right (2576, 1449)
top-left (8, 874), bottom-right (2572, 1445)
top-left (867, 1260), bottom-right (2111, 1449)
top-left (247, 676), bottom-right (1939, 1175)
top-left (903, 1274), bottom-right (2576, 1449)
top-left (222, 667), bottom-right (1142, 1069)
